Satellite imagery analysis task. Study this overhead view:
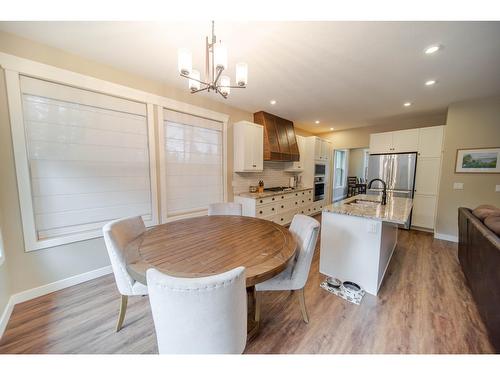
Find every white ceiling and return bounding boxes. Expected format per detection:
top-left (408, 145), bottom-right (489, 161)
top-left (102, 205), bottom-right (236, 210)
top-left (1, 21), bottom-right (500, 133)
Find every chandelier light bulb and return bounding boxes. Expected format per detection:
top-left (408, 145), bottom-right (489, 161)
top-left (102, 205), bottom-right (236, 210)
top-left (189, 70), bottom-right (201, 91)
top-left (219, 75), bottom-right (231, 96)
top-left (236, 62), bottom-right (248, 86)
top-left (214, 42), bottom-right (228, 71)
top-left (178, 48), bottom-right (192, 75)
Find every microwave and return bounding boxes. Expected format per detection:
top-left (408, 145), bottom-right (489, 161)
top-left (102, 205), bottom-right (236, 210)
top-left (314, 163), bottom-right (326, 176)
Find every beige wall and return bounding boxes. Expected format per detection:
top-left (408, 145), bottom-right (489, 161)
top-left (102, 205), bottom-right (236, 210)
top-left (436, 96), bottom-right (500, 238)
top-left (318, 110), bottom-right (447, 149)
top-left (0, 31), bottom-right (252, 297)
top-left (0, 262), bottom-right (10, 320)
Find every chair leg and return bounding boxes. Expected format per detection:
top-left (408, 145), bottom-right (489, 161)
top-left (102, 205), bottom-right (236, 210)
top-left (254, 290), bottom-right (262, 322)
top-left (297, 288), bottom-right (309, 323)
top-left (116, 295), bottom-right (128, 332)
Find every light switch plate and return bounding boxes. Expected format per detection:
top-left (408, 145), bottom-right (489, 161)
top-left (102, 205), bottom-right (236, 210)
top-left (453, 182), bottom-right (464, 190)
top-left (496, 185), bottom-right (500, 192)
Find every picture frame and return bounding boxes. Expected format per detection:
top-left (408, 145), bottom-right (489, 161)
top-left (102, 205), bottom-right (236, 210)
top-left (455, 147), bottom-right (500, 173)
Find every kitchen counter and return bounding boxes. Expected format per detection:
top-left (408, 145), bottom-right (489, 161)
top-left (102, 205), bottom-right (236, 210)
top-left (320, 193), bottom-right (413, 296)
top-left (238, 186), bottom-right (313, 199)
top-left (322, 194), bottom-right (413, 225)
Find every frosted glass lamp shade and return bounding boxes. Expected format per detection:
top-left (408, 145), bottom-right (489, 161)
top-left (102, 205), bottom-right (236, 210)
top-left (236, 63), bottom-right (248, 86)
top-left (219, 76), bottom-right (230, 96)
top-left (214, 43), bottom-right (228, 70)
top-left (178, 48), bottom-right (192, 75)
top-left (189, 70), bottom-right (201, 91)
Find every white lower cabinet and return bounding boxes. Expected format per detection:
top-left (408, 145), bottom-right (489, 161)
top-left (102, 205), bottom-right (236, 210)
top-left (412, 194), bottom-right (437, 229)
top-left (235, 188), bottom-right (315, 225)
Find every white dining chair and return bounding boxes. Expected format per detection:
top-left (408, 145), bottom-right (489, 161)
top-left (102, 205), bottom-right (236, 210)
top-left (254, 214), bottom-right (320, 323)
top-left (147, 266), bottom-right (247, 354)
top-left (208, 202), bottom-right (242, 216)
top-left (102, 216), bottom-right (148, 332)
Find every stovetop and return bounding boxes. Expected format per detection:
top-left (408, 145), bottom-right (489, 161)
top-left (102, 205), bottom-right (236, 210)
top-left (264, 186), bottom-right (295, 192)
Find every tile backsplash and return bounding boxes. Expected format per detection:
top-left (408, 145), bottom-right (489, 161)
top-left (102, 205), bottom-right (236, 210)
top-left (232, 162), bottom-right (300, 195)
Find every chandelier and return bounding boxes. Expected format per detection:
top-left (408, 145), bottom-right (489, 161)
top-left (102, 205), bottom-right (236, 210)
top-left (177, 21), bottom-right (248, 99)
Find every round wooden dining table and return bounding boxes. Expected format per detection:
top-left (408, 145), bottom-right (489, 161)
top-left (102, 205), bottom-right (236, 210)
top-left (126, 215), bottom-right (298, 337)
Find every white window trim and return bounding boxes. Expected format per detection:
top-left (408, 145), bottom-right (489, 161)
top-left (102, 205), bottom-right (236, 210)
top-left (0, 52), bottom-right (229, 251)
top-left (157, 106), bottom-right (228, 223)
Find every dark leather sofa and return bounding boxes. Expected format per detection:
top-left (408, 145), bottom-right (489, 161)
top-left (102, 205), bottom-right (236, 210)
top-left (458, 207), bottom-right (500, 353)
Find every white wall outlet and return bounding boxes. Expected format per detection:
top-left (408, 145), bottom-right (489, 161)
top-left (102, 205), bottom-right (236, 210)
top-left (496, 185), bottom-right (500, 192)
top-left (367, 222), bottom-right (379, 233)
top-left (453, 182), bottom-right (464, 190)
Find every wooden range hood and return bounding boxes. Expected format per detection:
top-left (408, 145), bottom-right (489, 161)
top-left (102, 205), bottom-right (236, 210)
top-left (254, 111), bottom-right (299, 161)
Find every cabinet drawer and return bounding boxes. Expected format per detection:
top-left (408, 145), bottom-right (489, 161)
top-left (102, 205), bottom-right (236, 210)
top-left (277, 199), bottom-right (296, 213)
top-left (256, 195), bottom-right (279, 205)
top-left (256, 204), bottom-right (278, 218)
top-left (273, 210), bottom-right (295, 226)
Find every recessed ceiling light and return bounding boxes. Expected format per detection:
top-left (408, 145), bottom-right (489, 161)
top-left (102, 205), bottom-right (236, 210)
top-left (404, 102), bottom-right (412, 107)
top-left (330, 127), bottom-right (334, 131)
top-left (315, 120), bottom-right (320, 124)
top-left (270, 100), bottom-right (277, 105)
top-left (424, 44), bottom-right (441, 54)
top-left (425, 80), bottom-right (437, 86)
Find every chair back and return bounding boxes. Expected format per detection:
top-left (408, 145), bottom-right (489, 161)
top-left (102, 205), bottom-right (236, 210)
top-left (288, 214), bottom-right (320, 290)
top-left (347, 176), bottom-right (358, 187)
top-left (147, 267), bottom-right (247, 354)
top-left (102, 216), bottom-right (146, 295)
top-left (208, 202), bottom-right (242, 216)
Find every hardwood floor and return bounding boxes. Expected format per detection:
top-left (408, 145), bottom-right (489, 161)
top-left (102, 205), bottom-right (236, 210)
top-left (0, 216), bottom-right (494, 354)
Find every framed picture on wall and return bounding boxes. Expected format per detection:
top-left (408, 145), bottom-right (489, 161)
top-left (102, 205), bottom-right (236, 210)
top-left (455, 147), bottom-right (500, 173)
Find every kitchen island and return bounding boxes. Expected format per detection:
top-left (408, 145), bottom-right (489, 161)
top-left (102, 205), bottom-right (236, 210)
top-left (319, 194), bottom-right (413, 295)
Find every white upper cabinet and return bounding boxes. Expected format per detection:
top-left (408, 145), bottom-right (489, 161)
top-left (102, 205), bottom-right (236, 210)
top-left (321, 139), bottom-right (331, 161)
top-left (286, 135), bottom-right (305, 171)
top-left (369, 132), bottom-right (393, 154)
top-left (392, 129), bottom-right (419, 152)
top-left (314, 137), bottom-right (322, 160)
top-left (233, 121), bottom-right (264, 172)
top-left (418, 126), bottom-right (444, 157)
top-left (313, 137), bottom-right (331, 161)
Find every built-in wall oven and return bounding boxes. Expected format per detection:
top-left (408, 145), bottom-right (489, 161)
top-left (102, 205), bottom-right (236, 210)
top-left (314, 176), bottom-right (325, 201)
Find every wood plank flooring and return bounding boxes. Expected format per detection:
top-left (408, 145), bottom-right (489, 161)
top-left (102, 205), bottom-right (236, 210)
top-left (0, 215), bottom-right (494, 354)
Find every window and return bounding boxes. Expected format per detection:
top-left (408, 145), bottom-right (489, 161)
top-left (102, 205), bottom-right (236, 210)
top-left (8, 75), bottom-right (158, 250)
top-left (160, 109), bottom-right (224, 219)
top-left (334, 150), bottom-right (347, 188)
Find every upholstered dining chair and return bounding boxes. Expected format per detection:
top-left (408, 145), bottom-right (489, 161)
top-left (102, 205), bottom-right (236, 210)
top-left (254, 214), bottom-right (320, 323)
top-left (208, 202), bottom-right (242, 216)
top-left (147, 266), bottom-right (247, 354)
top-left (102, 216), bottom-right (148, 332)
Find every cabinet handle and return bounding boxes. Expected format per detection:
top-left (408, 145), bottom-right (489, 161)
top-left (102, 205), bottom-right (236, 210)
top-left (260, 200), bottom-right (263, 203)
top-left (295, 202), bottom-right (298, 205)
top-left (272, 207), bottom-right (275, 211)
top-left (280, 218), bottom-right (284, 221)
top-left (272, 198), bottom-right (275, 201)
top-left (302, 200), bottom-right (305, 203)
top-left (253, 164), bottom-right (257, 167)
top-left (259, 210), bottom-right (263, 214)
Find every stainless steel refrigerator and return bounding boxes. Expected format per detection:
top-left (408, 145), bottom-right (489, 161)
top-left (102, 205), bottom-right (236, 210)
top-left (366, 152), bottom-right (417, 227)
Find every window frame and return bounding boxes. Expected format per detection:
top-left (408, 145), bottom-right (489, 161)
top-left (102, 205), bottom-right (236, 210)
top-left (157, 106), bottom-right (228, 223)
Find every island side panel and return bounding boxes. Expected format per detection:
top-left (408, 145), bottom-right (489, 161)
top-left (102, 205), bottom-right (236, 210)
top-left (377, 221), bottom-right (398, 292)
top-left (319, 212), bottom-right (382, 295)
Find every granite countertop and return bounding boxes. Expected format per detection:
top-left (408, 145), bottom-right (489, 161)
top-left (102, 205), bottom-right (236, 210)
top-left (322, 194), bottom-right (413, 225)
top-left (238, 186), bottom-right (313, 199)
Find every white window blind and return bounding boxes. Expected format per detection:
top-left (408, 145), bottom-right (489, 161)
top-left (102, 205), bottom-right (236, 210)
top-left (20, 76), bottom-right (154, 242)
top-left (163, 109), bottom-right (223, 217)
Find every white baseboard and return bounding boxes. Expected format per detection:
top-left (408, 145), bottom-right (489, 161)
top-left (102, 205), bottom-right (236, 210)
top-left (434, 232), bottom-right (459, 243)
top-left (0, 265), bottom-right (112, 339)
top-left (0, 297), bottom-right (15, 339)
